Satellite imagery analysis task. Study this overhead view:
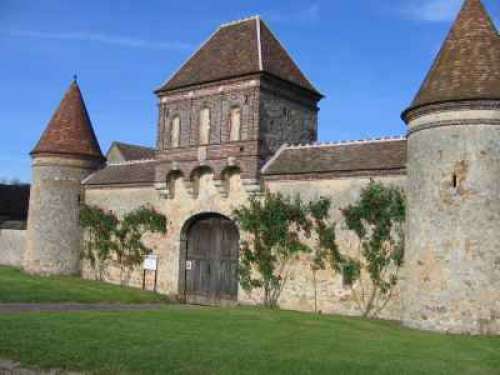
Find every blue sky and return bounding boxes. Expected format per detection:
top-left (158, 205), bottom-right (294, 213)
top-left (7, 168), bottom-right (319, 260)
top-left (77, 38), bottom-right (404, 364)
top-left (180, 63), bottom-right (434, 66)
top-left (1, 0), bottom-right (498, 182)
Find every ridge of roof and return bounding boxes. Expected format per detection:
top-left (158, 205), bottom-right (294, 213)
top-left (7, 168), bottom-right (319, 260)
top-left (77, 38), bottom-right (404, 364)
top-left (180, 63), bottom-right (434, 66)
top-left (111, 141), bottom-right (154, 151)
top-left (258, 18), bottom-right (320, 94)
top-left (256, 16), bottom-right (263, 71)
top-left (107, 158), bottom-right (158, 166)
top-left (288, 135), bottom-right (406, 149)
top-left (218, 15), bottom-right (260, 29)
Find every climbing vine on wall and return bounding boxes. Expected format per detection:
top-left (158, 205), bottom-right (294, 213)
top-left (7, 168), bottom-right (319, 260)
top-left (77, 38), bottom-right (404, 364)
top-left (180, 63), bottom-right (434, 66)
top-left (234, 192), bottom-right (313, 308)
top-left (80, 205), bottom-right (118, 280)
top-left (340, 181), bottom-right (405, 318)
top-left (80, 204), bottom-right (167, 281)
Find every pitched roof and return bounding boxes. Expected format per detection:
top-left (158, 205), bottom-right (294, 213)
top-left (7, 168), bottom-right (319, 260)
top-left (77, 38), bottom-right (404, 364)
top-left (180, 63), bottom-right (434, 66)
top-left (407, 0), bottom-right (500, 113)
top-left (83, 160), bottom-right (158, 186)
top-left (107, 142), bottom-right (155, 162)
top-left (31, 81), bottom-right (104, 160)
top-left (262, 138), bottom-right (407, 176)
top-left (157, 16), bottom-right (320, 95)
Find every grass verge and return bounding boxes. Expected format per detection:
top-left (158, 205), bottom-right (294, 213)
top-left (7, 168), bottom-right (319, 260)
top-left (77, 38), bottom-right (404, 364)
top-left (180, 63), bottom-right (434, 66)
top-left (0, 305), bottom-right (499, 375)
top-left (0, 266), bottom-right (166, 304)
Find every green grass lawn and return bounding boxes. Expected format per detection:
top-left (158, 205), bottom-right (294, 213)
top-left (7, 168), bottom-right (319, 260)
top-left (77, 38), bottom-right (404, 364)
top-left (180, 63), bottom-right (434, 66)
top-left (0, 266), bottom-right (166, 304)
top-left (0, 265), bottom-right (499, 374)
top-left (0, 306), bottom-right (499, 375)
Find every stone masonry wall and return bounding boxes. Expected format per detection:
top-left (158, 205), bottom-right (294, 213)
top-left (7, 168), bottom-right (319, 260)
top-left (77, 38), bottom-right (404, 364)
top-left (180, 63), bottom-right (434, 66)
top-left (81, 186), bottom-right (163, 288)
top-left (259, 89), bottom-right (318, 157)
top-left (403, 107), bottom-right (500, 335)
top-left (243, 175), bottom-right (406, 319)
top-left (24, 157), bottom-right (100, 275)
top-left (83, 172), bottom-right (405, 320)
top-left (0, 229), bottom-right (26, 267)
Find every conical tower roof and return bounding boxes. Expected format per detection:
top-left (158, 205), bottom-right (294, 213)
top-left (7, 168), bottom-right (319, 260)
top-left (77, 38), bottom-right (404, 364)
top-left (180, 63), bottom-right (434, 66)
top-left (156, 16), bottom-right (321, 96)
top-left (405, 0), bottom-right (500, 115)
top-left (31, 80), bottom-right (104, 160)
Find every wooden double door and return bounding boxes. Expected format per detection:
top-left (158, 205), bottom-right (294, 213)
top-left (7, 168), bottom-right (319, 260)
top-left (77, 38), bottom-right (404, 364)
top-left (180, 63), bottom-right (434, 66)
top-left (184, 215), bottom-right (239, 305)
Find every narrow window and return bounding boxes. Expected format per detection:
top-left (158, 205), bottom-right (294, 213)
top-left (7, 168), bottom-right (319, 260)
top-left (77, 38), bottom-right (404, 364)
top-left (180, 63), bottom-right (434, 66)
top-left (452, 173), bottom-right (457, 188)
top-left (199, 107), bottom-right (211, 145)
top-left (229, 107), bottom-right (241, 142)
top-left (171, 116), bottom-right (180, 148)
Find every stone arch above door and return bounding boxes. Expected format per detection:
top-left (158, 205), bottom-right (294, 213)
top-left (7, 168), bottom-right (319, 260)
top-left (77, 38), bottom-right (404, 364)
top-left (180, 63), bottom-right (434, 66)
top-left (178, 212), bottom-right (239, 305)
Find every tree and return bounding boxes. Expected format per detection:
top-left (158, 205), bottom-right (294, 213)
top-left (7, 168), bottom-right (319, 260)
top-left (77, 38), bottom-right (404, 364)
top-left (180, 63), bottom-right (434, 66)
top-left (234, 192), bottom-right (312, 308)
top-left (340, 181), bottom-right (405, 318)
top-left (80, 204), bottom-right (167, 282)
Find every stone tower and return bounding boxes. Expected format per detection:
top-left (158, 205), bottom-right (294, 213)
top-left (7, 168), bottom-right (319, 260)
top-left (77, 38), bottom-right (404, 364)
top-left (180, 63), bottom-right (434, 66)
top-left (153, 16), bottom-right (322, 197)
top-left (401, 0), bottom-right (500, 334)
top-left (24, 80), bottom-right (104, 275)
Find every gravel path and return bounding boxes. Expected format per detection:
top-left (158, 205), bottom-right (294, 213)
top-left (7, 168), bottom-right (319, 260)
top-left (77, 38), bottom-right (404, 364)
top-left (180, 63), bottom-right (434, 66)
top-left (0, 303), bottom-right (166, 314)
top-left (0, 358), bottom-right (83, 374)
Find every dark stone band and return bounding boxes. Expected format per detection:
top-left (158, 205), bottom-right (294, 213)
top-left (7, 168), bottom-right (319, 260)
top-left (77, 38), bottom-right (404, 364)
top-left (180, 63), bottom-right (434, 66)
top-left (403, 100), bottom-right (500, 123)
top-left (407, 118), bottom-right (500, 136)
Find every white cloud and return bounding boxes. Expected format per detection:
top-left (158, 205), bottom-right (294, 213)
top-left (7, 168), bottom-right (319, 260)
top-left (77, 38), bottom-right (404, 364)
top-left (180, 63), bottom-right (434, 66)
top-left (7, 30), bottom-right (192, 50)
top-left (265, 3), bottom-right (320, 25)
top-left (401, 0), bottom-right (462, 22)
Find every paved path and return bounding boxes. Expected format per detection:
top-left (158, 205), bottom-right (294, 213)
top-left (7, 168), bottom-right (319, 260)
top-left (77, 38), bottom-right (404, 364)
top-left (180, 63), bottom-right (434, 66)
top-left (0, 303), bottom-right (166, 314)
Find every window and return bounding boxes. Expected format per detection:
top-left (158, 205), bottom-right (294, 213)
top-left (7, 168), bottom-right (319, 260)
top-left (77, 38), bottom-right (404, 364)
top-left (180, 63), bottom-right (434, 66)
top-left (230, 107), bottom-right (241, 142)
top-left (199, 108), bottom-right (211, 145)
top-left (171, 116), bottom-right (180, 148)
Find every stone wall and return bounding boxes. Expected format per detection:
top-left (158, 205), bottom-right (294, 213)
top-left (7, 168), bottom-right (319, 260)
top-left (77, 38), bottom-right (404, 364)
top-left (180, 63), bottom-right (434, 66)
top-left (403, 105), bottom-right (500, 334)
top-left (83, 172), bottom-right (406, 320)
top-left (24, 156), bottom-right (101, 275)
top-left (247, 174), bottom-right (406, 319)
top-left (259, 85), bottom-right (318, 157)
top-left (81, 186), bottom-right (163, 287)
top-left (0, 229), bottom-right (26, 267)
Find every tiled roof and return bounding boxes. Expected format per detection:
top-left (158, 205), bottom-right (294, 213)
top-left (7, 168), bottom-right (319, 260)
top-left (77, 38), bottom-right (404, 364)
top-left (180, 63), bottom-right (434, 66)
top-left (407, 0), bottom-right (500, 113)
top-left (83, 160), bottom-right (158, 186)
top-left (262, 138), bottom-right (407, 176)
top-left (108, 142), bottom-right (155, 161)
top-left (31, 81), bottom-right (104, 160)
top-left (157, 16), bottom-right (320, 95)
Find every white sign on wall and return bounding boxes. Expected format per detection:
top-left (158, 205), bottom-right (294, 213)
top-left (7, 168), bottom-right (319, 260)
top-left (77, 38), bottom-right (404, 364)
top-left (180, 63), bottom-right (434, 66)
top-left (144, 254), bottom-right (158, 271)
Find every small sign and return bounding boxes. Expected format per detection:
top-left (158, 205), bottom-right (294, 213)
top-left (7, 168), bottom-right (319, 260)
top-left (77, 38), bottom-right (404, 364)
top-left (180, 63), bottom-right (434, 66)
top-left (144, 255), bottom-right (158, 271)
top-left (186, 260), bottom-right (192, 270)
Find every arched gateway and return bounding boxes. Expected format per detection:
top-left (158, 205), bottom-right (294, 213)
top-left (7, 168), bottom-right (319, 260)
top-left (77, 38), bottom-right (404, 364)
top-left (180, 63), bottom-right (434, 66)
top-left (180, 213), bottom-right (239, 305)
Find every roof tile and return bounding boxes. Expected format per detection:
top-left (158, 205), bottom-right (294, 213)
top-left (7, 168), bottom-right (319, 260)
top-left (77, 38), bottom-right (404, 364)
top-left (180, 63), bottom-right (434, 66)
top-left (108, 142), bottom-right (155, 161)
top-left (408, 0), bottom-right (500, 112)
top-left (31, 81), bottom-right (104, 160)
top-left (262, 139), bottom-right (407, 176)
top-left (84, 161), bottom-right (158, 186)
top-left (158, 17), bottom-right (320, 94)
